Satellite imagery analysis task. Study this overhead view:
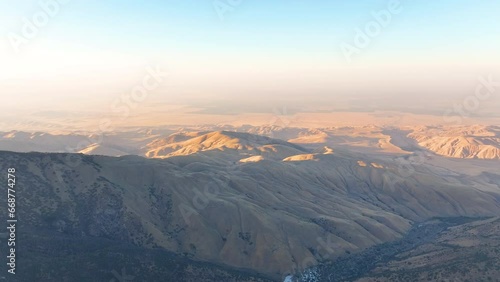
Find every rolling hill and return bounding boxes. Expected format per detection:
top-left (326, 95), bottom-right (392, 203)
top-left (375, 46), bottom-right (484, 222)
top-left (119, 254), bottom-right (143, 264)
top-left (1, 131), bottom-right (499, 280)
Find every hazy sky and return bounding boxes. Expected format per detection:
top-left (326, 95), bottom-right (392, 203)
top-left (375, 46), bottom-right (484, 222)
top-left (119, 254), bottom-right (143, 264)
top-left (1, 0), bottom-right (499, 116)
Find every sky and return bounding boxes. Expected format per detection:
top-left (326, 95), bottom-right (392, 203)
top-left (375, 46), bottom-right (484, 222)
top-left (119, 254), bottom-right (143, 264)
top-left (0, 0), bottom-right (499, 118)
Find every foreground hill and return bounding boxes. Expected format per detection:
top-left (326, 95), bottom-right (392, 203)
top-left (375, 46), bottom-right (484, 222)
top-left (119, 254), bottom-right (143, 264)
top-left (1, 130), bottom-right (499, 281)
top-left (293, 217), bottom-right (500, 281)
top-left (356, 217), bottom-right (500, 282)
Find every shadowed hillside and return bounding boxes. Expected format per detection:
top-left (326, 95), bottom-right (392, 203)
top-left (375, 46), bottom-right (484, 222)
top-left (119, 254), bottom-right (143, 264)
top-left (1, 130), bottom-right (499, 281)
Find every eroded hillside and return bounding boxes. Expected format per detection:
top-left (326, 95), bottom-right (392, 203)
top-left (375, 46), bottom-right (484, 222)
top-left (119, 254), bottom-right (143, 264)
top-left (1, 130), bottom-right (499, 281)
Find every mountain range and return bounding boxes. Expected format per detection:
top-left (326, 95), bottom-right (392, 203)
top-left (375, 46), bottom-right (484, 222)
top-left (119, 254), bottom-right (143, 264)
top-left (1, 126), bottom-right (499, 281)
